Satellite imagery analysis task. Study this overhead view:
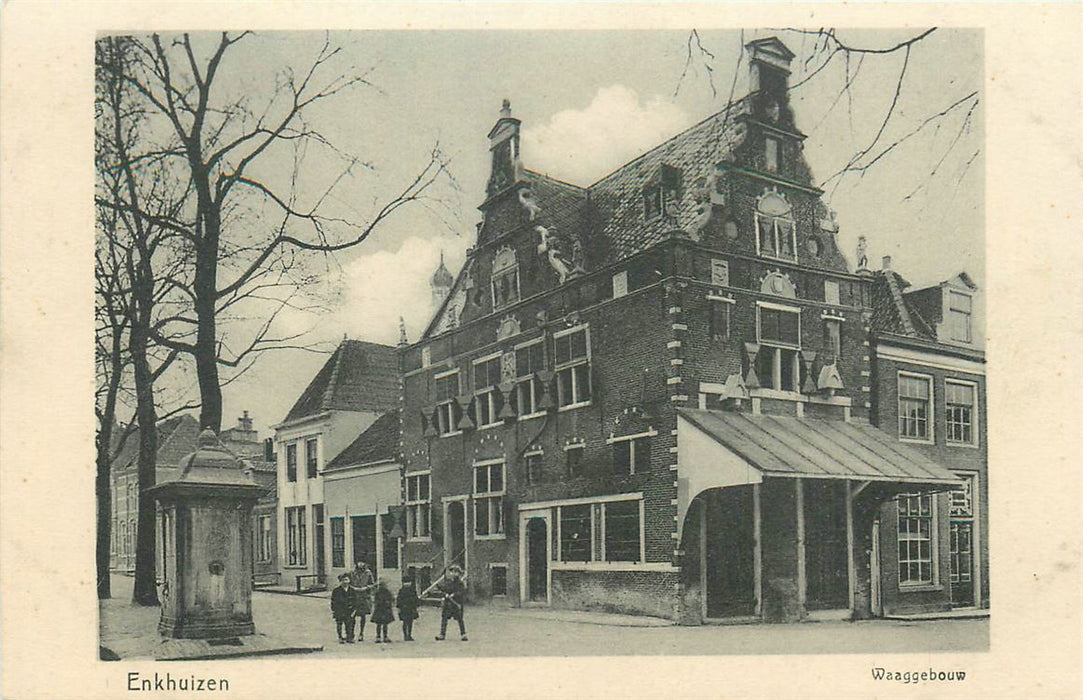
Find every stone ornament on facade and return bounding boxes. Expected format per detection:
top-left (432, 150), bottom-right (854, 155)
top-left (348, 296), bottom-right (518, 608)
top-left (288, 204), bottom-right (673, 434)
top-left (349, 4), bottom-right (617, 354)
top-left (760, 270), bottom-right (797, 298)
top-left (518, 186), bottom-right (541, 221)
top-left (496, 314), bottom-right (521, 341)
top-left (535, 224), bottom-right (584, 285)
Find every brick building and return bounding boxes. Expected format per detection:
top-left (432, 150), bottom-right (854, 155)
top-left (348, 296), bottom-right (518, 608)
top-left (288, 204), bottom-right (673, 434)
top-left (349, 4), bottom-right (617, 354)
top-left (399, 37), bottom-right (974, 622)
top-left (272, 338), bottom-right (398, 588)
top-left (869, 265), bottom-right (987, 614)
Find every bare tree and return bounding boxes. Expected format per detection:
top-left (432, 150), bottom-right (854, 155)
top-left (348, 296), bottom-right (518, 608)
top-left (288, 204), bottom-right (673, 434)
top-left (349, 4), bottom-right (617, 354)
top-left (97, 31), bottom-right (451, 433)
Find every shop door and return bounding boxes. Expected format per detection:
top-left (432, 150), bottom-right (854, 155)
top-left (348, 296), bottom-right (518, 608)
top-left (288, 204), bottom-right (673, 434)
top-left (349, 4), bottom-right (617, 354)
top-left (804, 480), bottom-right (849, 610)
top-left (447, 501), bottom-right (466, 569)
top-left (705, 486), bottom-right (756, 618)
top-left (949, 475), bottom-right (976, 607)
top-left (313, 504), bottom-right (326, 580)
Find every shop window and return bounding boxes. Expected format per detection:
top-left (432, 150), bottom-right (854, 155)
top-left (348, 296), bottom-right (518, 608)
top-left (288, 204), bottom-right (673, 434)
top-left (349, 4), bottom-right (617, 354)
top-left (305, 437), bottom-right (318, 479)
top-left (946, 380), bottom-right (978, 445)
top-left (473, 355), bottom-right (503, 428)
top-left (382, 515), bottom-right (399, 569)
top-left (604, 500), bottom-right (641, 562)
top-left (897, 494), bottom-right (937, 586)
top-left (756, 305), bottom-right (801, 392)
top-left (515, 340), bottom-right (546, 417)
top-left (560, 504), bottom-right (592, 562)
top-left (286, 443), bottom-right (297, 482)
top-left (948, 291), bottom-right (972, 343)
top-left (330, 517), bottom-right (345, 568)
top-left (898, 373), bottom-right (933, 442)
top-left (434, 371), bottom-right (461, 436)
top-left (611, 435), bottom-right (651, 475)
top-left (554, 326), bottom-right (591, 409)
top-left (405, 473), bottom-right (431, 539)
top-left (474, 462), bottom-right (505, 537)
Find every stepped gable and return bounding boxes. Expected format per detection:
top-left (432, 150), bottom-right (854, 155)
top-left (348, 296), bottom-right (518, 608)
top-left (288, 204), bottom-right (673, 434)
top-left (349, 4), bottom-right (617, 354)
top-left (325, 410), bottom-right (401, 471)
top-left (586, 98), bottom-right (752, 263)
top-left (283, 339), bottom-right (399, 422)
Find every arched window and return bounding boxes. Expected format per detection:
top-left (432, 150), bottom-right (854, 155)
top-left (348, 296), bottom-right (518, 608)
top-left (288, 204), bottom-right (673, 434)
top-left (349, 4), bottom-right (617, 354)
top-left (755, 191), bottom-right (796, 261)
top-left (491, 247), bottom-right (520, 310)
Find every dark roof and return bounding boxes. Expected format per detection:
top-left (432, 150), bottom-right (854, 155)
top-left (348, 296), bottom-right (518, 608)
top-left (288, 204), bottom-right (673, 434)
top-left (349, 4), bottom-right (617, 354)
top-left (111, 413), bottom-right (203, 473)
top-left (587, 99), bottom-right (751, 263)
top-left (283, 340), bottom-right (399, 423)
top-left (325, 410), bottom-right (401, 471)
top-left (869, 270), bottom-right (936, 340)
top-left (679, 408), bottom-right (960, 485)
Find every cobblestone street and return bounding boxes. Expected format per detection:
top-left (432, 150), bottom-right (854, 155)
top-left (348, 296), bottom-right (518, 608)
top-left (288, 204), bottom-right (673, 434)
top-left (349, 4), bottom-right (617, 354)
top-left (100, 575), bottom-right (988, 659)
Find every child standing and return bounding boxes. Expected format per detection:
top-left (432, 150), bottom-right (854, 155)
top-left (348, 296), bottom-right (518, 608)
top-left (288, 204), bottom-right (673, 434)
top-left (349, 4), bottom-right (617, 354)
top-left (370, 580), bottom-right (395, 643)
top-left (434, 564), bottom-right (467, 642)
top-left (395, 575), bottom-right (420, 641)
top-left (330, 574), bottom-right (357, 644)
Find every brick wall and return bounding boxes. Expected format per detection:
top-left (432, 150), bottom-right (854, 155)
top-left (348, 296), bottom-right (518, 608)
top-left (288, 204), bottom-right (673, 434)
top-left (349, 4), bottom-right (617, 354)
top-left (551, 569), bottom-right (678, 619)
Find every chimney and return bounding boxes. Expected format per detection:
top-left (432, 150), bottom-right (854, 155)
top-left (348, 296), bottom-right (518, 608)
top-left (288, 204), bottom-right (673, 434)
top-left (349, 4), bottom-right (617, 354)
top-left (263, 437), bottom-right (275, 463)
top-left (486, 98), bottom-right (523, 197)
top-left (745, 37), bottom-right (795, 92)
top-left (882, 255), bottom-right (892, 270)
top-left (238, 410), bottom-right (253, 433)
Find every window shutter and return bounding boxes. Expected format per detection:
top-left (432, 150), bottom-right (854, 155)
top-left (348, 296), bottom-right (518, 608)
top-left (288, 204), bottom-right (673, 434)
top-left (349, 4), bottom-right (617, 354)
top-left (743, 342), bottom-right (761, 389)
top-left (800, 350), bottom-right (818, 394)
top-left (498, 381), bottom-right (518, 419)
top-left (421, 407), bottom-right (438, 437)
top-left (456, 394), bottom-right (476, 431)
top-left (536, 369), bottom-right (556, 411)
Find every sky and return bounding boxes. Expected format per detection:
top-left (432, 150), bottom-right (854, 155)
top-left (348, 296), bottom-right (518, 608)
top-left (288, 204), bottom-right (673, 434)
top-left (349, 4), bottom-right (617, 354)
top-left (163, 29), bottom-right (984, 438)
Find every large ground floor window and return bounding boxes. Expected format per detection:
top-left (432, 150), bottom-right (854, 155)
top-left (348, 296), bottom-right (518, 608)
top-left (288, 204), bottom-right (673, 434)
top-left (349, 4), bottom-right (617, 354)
top-left (897, 494), bottom-right (936, 586)
top-left (553, 496), bottom-right (643, 564)
top-left (286, 506), bottom-right (307, 566)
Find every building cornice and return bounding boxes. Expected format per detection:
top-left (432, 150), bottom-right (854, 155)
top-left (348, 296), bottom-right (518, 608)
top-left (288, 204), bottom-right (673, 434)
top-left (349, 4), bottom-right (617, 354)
top-left (874, 334), bottom-right (986, 375)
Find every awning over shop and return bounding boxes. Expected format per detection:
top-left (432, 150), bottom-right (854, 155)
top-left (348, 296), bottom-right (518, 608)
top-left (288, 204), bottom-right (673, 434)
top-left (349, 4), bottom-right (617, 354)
top-left (675, 408), bottom-right (962, 539)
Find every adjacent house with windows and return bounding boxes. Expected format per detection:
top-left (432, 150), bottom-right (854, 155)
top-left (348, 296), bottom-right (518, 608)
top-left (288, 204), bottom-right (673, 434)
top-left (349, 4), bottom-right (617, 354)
top-left (323, 410), bottom-right (405, 590)
top-left (398, 37), bottom-right (978, 623)
top-left (869, 264), bottom-right (987, 614)
top-left (273, 338), bottom-right (399, 589)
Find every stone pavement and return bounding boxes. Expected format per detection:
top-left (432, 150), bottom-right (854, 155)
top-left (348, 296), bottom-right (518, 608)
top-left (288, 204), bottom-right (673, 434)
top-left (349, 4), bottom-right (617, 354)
top-left (101, 574), bottom-right (988, 659)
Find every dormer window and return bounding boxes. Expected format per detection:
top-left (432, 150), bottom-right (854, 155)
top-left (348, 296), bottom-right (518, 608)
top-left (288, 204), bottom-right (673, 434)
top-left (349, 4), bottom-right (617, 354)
top-left (644, 164), bottom-right (682, 219)
top-left (948, 290), bottom-right (972, 343)
top-left (755, 190), bottom-right (796, 261)
top-left (491, 247), bottom-right (520, 310)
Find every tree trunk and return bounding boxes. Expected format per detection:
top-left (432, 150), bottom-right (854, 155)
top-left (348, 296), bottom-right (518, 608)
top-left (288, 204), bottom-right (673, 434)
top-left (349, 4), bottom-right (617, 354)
top-left (95, 431), bottom-right (115, 600)
top-left (130, 270), bottom-right (160, 606)
top-left (193, 175), bottom-right (223, 434)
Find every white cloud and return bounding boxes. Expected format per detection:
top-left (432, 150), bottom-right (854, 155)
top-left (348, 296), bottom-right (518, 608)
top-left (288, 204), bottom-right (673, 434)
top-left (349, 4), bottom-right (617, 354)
top-left (336, 236), bottom-right (468, 346)
top-left (521, 85), bottom-right (690, 186)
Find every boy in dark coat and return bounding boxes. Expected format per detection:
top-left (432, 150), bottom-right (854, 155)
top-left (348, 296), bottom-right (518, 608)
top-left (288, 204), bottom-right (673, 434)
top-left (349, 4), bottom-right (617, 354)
top-left (395, 575), bottom-right (420, 641)
top-left (330, 574), bottom-right (358, 643)
top-left (370, 580), bottom-right (395, 643)
top-left (434, 564), bottom-right (468, 641)
top-left (348, 561), bottom-right (375, 641)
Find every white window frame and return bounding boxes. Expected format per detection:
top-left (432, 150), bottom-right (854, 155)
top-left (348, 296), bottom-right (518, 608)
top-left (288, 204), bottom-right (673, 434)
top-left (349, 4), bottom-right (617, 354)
top-left (557, 503), bottom-right (595, 563)
top-left (554, 324), bottom-right (592, 411)
top-left (947, 290), bottom-right (973, 344)
top-left (514, 338), bottom-right (547, 420)
top-left (405, 471), bottom-right (432, 541)
top-left (434, 369), bottom-right (461, 437)
top-left (304, 437), bottom-right (319, 479)
top-left (756, 301), bottom-right (802, 393)
top-left (945, 379), bottom-right (979, 447)
top-left (898, 371), bottom-right (935, 444)
top-left (897, 493), bottom-right (940, 589)
top-left (472, 352), bottom-right (504, 429)
top-left (523, 449), bottom-right (544, 485)
top-left (473, 459), bottom-right (506, 540)
top-left (824, 317), bottom-right (842, 361)
top-left (754, 201), bottom-right (797, 261)
top-left (600, 498), bottom-right (646, 564)
top-left (606, 429), bottom-right (658, 475)
top-left (285, 442), bottom-right (298, 482)
top-left (257, 514), bottom-right (273, 563)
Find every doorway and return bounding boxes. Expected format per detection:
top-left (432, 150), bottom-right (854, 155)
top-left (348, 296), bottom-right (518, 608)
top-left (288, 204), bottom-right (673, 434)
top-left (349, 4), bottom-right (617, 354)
top-left (804, 480), bottom-right (849, 611)
top-left (949, 473), bottom-right (978, 607)
top-left (526, 517), bottom-right (549, 602)
top-left (704, 486), bottom-right (756, 618)
top-left (350, 515), bottom-right (377, 572)
top-left (313, 504), bottom-right (326, 581)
